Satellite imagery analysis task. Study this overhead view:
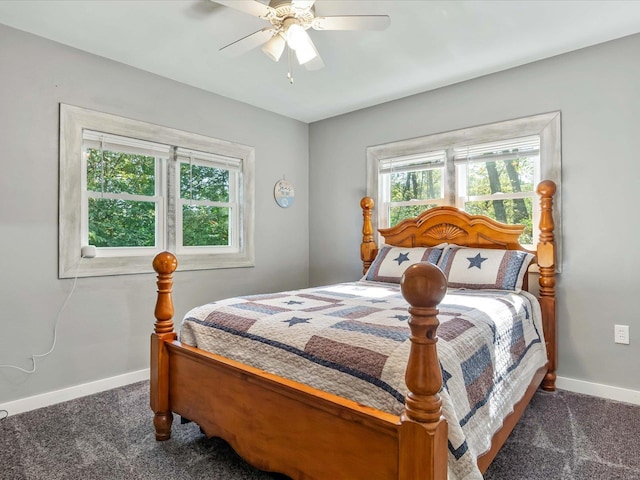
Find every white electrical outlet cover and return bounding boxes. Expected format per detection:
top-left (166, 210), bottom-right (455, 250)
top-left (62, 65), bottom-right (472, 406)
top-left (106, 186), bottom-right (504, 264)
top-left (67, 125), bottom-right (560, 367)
top-left (614, 324), bottom-right (630, 345)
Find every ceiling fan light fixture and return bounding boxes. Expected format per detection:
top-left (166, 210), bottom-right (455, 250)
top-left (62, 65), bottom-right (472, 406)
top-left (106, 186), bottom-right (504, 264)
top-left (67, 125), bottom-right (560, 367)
top-left (262, 32), bottom-right (286, 61)
top-left (294, 37), bottom-right (317, 65)
top-left (285, 24), bottom-right (317, 64)
top-left (215, 0), bottom-right (391, 75)
top-left (285, 23), bottom-right (306, 49)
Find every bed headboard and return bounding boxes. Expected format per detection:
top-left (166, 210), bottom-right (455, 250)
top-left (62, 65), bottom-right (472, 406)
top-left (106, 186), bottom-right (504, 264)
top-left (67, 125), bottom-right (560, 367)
top-left (379, 206), bottom-right (528, 250)
top-left (360, 179), bottom-right (558, 391)
top-left (361, 180), bottom-right (556, 273)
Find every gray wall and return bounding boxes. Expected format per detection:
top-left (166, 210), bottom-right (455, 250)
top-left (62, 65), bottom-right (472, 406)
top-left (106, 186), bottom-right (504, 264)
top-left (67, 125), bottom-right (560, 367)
top-left (309, 33), bottom-right (640, 393)
top-left (2, 21), bottom-right (639, 406)
top-left (0, 24), bottom-right (309, 404)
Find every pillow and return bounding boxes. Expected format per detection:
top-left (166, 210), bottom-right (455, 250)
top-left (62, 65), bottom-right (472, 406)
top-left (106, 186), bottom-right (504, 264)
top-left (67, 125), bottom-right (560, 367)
top-left (438, 246), bottom-right (534, 292)
top-left (364, 244), bottom-right (447, 284)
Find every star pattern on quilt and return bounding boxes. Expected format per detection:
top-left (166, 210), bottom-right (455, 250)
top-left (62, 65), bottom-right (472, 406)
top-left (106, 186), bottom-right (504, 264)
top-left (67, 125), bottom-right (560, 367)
top-left (283, 316), bottom-right (312, 327)
top-left (391, 314), bottom-right (409, 322)
top-left (394, 252), bottom-right (410, 265)
top-left (368, 299), bottom-right (388, 304)
top-left (467, 253), bottom-right (488, 269)
top-left (284, 300), bottom-right (304, 305)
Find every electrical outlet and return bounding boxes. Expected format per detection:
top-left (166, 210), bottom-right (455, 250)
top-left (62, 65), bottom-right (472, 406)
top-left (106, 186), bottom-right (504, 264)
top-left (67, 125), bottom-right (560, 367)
top-left (614, 324), bottom-right (630, 345)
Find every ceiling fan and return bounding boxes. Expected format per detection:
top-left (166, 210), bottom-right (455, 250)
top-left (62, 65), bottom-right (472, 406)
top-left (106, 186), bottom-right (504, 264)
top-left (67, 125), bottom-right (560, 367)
top-left (213, 0), bottom-right (390, 74)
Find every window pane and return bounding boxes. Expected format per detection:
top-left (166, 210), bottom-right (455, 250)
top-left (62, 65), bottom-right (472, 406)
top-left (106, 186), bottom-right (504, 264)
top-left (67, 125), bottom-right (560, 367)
top-left (88, 198), bottom-right (156, 247)
top-left (86, 149), bottom-right (155, 196)
top-left (466, 157), bottom-right (535, 196)
top-left (390, 204), bottom-right (439, 227)
top-left (391, 169), bottom-right (443, 202)
top-left (465, 198), bottom-right (533, 244)
top-left (182, 205), bottom-right (230, 246)
top-left (180, 163), bottom-right (229, 202)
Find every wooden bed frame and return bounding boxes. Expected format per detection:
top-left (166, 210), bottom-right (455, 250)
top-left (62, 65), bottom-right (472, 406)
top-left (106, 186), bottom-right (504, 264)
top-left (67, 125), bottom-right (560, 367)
top-left (150, 180), bottom-right (557, 479)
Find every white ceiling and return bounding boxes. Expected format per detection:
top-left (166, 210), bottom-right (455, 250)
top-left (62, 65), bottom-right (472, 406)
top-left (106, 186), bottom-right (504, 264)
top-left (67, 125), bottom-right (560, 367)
top-left (2, 0), bottom-right (640, 123)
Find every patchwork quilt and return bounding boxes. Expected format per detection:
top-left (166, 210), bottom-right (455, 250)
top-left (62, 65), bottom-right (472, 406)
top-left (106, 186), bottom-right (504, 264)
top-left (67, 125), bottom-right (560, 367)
top-left (180, 281), bottom-right (547, 480)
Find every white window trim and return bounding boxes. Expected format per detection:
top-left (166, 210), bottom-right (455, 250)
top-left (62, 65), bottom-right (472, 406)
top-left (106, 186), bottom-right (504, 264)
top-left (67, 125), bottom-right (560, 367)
top-left (59, 104), bottom-right (255, 278)
top-left (366, 111), bottom-right (562, 269)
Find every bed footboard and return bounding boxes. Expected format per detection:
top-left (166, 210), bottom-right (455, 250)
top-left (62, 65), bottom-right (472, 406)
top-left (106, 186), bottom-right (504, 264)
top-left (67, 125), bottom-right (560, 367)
top-left (150, 253), bottom-right (450, 479)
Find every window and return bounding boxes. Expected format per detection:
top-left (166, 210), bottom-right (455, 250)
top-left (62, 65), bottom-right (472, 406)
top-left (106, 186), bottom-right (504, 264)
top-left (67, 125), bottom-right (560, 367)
top-left (82, 130), bottom-right (169, 256)
top-left (379, 150), bottom-right (446, 229)
top-left (367, 112), bottom-right (561, 262)
top-left (60, 104), bottom-right (255, 278)
top-left (455, 136), bottom-right (539, 244)
top-left (175, 148), bottom-right (241, 254)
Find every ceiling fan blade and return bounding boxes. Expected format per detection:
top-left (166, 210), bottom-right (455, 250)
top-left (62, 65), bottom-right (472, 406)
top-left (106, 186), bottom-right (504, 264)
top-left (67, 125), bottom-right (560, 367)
top-left (219, 28), bottom-right (276, 57)
top-left (312, 15), bottom-right (391, 31)
top-left (291, 0), bottom-right (316, 13)
top-left (213, 0), bottom-right (274, 19)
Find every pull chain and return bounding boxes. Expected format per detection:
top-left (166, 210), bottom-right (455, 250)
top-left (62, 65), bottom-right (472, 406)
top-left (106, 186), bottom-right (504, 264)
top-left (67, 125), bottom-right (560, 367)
top-left (287, 47), bottom-right (294, 84)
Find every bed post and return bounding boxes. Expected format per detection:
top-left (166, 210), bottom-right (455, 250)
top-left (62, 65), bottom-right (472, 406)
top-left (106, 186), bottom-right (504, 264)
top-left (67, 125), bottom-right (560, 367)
top-left (361, 197), bottom-right (378, 275)
top-left (537, 181), bottom-right (557, 391)
top-left (150, 251), bottom-right (178, 441)
top-left (398, 262), bottom-right (449, 480)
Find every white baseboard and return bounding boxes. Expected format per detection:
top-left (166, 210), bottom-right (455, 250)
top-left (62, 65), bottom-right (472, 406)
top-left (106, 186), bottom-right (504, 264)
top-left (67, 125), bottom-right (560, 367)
top-left (556, 376), bottom-right (640, 406)
top-left (0, 368), bottom-right (149, 417)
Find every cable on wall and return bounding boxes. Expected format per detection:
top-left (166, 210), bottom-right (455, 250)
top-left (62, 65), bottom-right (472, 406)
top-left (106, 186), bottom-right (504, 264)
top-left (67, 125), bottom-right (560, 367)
top-left (0, 256), bottom-right (87, 419)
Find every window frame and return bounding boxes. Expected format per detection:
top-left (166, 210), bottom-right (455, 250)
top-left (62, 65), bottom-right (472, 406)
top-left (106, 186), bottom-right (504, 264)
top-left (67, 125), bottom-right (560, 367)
top-left (59, 104), bottom-right (255, 278)
top-left (366, 111), bottom-right (562, 268)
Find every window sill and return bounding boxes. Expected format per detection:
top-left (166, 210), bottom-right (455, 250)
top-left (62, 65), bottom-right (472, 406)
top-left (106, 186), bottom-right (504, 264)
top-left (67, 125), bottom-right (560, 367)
top-left (60, 251), bottom-right (255, 278)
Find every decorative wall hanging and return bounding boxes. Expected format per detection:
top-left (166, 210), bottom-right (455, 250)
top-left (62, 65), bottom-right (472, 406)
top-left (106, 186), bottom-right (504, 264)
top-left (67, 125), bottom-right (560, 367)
top-left (274, 178), bottom-right (295, 208)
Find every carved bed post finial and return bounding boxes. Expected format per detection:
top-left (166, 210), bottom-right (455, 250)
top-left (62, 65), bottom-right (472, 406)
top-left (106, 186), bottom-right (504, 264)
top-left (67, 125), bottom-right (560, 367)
top-left (153, 251), bottom-right (178, 335)
top-left (361, 197), bottom-right (378, 275)
top-left (151, 251), bottom-right (178, 441)
top-left (536, 181), bottom-right (557, 391)
top-left (398, 262), bottom-right (448, 479)
top-left (401, 262), bottom-right (447, 424)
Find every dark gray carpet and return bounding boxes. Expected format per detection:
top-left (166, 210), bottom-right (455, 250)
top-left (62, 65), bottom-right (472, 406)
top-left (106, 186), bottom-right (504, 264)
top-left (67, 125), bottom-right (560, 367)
top-left (1, 381), bottom-right (638, 479)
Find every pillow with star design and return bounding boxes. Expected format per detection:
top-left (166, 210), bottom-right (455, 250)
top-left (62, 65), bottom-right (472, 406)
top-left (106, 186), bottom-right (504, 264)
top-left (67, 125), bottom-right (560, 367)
top-left (363, 244), bottom-right (447, 284)
top-left (438, 246), bottom-right (534, 291)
